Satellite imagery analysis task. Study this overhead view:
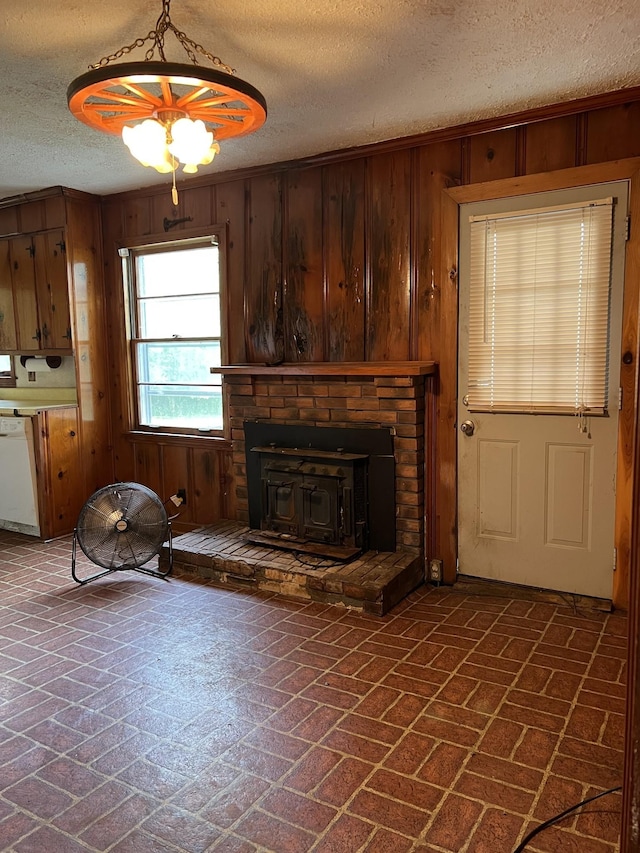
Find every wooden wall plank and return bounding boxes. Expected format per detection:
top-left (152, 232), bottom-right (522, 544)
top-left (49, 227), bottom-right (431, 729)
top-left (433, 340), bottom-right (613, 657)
top-left (101, 200), bottom-right (135, 481)
top-left (414, 141), bottom-right (462, 363)
top-left (150, 193), bottom-right (178, 235)
top-left (586, 102), bottom-right (640, 164)
top-left (192, 446), bottom-right (229, 523)
top-left (366, 150), bottom-right (412, 361)
top-left (149, 184), bottom-right (216, 234)
top-left (323, 160), bottom-right (366, 361)
top-left (467, 128), bottom-right (518, 183)
top-left (162, 444), bottom-right (193, 526)
top-left (180, 185), bottom-right (215, 230)
top-left (216, 180), bottom-right (248, 365)
top-left (524, 115), bottom-right (578, 173)
top-left (284, 168), bottom-right (324, 362)
top-left (66, 198), bottom-right (114, 495)
top-left (123, 196), bottom-right (151, 240)
top-left (245, 174), bottom-right (283, 363)
top-left (132, 441), bottom-right (163, 498)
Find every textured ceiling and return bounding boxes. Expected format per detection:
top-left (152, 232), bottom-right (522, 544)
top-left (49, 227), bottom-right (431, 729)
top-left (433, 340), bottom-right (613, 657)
top-left (0, 0), bottom-right (639, 201)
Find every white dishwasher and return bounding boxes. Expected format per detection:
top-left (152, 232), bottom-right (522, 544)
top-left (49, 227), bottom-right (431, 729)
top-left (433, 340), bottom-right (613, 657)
top-left (0, 416), bottom-right (40, 536)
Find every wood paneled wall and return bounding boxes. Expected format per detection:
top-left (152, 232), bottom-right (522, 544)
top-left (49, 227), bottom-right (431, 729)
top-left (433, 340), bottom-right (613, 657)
top-left (100, 90), bottom-right (640, 579)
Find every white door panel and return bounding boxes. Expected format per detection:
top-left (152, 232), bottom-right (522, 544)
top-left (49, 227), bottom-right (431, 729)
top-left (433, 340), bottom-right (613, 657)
top-left (545, 443), bottom-right (592, 548)
top-left (477, 439), bottom-right (518, 539)
top-left (457, 182), bottom-right (628, 600)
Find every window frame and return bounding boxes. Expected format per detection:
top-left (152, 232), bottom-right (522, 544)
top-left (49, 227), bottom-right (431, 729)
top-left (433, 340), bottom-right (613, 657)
top-left (121, 229), bottom-right (228, 437)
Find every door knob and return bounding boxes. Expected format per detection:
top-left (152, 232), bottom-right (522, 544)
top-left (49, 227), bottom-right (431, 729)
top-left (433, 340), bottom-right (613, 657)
top-left (460, 420), bottom-right (475, 436)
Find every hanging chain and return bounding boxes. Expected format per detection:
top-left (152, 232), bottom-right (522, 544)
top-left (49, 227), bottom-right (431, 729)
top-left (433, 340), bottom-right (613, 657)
top-left (90, 0), bottom-right (235, 74)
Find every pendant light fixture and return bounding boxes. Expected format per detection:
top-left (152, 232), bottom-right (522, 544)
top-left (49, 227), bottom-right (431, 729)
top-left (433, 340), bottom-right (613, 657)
top-left (67, 0), bottom-right (266, 204)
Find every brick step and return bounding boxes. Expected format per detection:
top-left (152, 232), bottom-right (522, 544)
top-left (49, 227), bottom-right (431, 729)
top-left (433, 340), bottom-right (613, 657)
top-left (159, 520), bottom-right (424, 616)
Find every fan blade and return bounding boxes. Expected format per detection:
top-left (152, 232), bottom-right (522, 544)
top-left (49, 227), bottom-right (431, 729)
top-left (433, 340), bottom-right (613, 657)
top-left (122, 486), bottom-right (160, 519)
top-left (78, 501), bottom-right (121, 530)
top-left (116, 529), bottom-right (159, 568)
top-left (90, 489), bottom-right (125, 516)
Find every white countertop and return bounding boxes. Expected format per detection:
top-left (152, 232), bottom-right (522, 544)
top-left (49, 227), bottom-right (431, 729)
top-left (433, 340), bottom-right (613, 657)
top-left (0, 389), bottom-right (78, 416)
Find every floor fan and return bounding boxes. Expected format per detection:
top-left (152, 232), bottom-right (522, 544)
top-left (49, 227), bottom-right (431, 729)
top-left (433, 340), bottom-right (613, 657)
top-left (72, 482), bottom-right (173, 585)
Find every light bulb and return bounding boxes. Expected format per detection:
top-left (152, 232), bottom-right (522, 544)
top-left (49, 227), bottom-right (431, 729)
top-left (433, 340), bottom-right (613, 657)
top-left (181, 141), bottom-right (220, 174)
top-left (168, 118), bottom-right (218, 171)
top-left (122, 120), bottom-right (174, 173)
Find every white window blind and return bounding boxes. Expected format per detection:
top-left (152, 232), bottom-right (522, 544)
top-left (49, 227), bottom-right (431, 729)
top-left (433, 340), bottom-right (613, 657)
top-left (467, 198), bottom-right (615, 414)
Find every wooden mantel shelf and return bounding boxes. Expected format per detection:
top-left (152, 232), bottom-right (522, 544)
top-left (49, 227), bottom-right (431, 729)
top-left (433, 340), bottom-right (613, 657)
top-left (211, 361), bottom-right (437, 377)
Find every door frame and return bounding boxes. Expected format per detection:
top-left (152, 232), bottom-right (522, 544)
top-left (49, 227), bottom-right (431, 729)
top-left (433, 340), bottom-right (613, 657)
top-left (438, 157), bottom-right (640, 849)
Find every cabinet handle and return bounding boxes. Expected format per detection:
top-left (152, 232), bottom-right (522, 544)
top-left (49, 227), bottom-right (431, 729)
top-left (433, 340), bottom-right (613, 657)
top-left (32, 328), bottom-right (41, 341)
top-left (42, 323), bottom-right (49, 339)
top-left (63, 327), bottom-right (72, 340)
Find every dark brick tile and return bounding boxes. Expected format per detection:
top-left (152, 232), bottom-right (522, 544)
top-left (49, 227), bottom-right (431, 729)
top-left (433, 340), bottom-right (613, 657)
top-left (312, 814), bottom-right (374, 852)
top-left (234, 809), bottom-right (316, 853)
top-left (349, 789), bottom-right (430, 837)
top-left (261, 787), bottom-right (337, 832)
top-left (316, 757), bottom-right (374, 806)
top-left (426, 794), bottom-right (484, 851)
top-left (467, 808), bottom-right (525, 853)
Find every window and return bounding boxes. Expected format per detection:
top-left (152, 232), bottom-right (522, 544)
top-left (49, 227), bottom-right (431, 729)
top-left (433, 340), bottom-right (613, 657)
top-left (124, 237), bottom-right (224, 433)
top-left (466, 198), bottom-right (615, 414)
top-left (0, 355), bottom-right (15, 388)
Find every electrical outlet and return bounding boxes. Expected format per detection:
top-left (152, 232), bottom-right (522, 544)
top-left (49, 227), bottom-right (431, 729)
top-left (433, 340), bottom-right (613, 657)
top-left (428, 559), bottom-right (443, 583)
top-left (176, 488), bottom-right (187, 506)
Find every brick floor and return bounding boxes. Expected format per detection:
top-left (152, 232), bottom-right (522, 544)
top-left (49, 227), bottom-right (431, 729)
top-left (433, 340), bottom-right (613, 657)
top-left (0, 530), bottom-right (626, 852)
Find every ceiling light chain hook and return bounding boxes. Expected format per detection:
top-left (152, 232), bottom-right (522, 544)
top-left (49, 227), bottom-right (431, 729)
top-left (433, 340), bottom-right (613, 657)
top-left (89, 0), bottom-right (235, 75)
top-left (148, 0), bottom-right (171, 62)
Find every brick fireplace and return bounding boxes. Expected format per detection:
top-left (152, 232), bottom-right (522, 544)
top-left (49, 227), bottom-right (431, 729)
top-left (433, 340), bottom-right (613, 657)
top-left (162, 362), bottom-right (437, 614)
top-left (223, 362), bottom-right (436, 562)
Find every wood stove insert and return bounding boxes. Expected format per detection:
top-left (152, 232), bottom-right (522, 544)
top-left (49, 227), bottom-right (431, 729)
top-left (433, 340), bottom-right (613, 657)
top-left (251, 445), bottom-right (368, 559)
top-left (244, 421), bottom-right (396, 560)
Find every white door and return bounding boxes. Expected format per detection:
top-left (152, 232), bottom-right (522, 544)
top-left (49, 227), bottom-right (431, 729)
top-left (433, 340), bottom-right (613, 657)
top-left (457, 182), bottom-right (628, 599)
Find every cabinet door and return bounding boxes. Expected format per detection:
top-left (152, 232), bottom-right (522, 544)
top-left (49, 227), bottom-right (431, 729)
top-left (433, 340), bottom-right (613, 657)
top-left (0, 240), bottom-right (17, 350)
top-left (34, 231), bottom-right (72, 350)
top-left (35, 408), bottom-right (83, 538)
top-left (10, 236), bottom-right (40, 350)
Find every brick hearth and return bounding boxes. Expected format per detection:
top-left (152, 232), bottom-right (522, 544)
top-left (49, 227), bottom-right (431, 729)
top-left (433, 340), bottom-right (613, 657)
top-left (160, 520), bottom-right (423, 616)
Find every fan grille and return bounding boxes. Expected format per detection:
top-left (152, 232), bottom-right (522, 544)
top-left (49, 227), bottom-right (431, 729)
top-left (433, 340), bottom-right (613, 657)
top-left (76, 483), bottom-right (168, 570)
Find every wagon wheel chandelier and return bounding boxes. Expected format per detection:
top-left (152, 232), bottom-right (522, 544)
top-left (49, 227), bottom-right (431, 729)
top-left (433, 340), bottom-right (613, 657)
top-left (67, 0), bottom-right (267, 203)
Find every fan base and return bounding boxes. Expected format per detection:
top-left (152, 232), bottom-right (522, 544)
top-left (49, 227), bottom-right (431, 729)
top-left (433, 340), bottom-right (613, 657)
top-left (71, 525), bottom-right (173, 585)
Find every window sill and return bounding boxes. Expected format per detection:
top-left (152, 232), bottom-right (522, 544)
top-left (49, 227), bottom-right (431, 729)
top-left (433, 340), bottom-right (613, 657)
top-left (126, 430), bottom-right (232, 449)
